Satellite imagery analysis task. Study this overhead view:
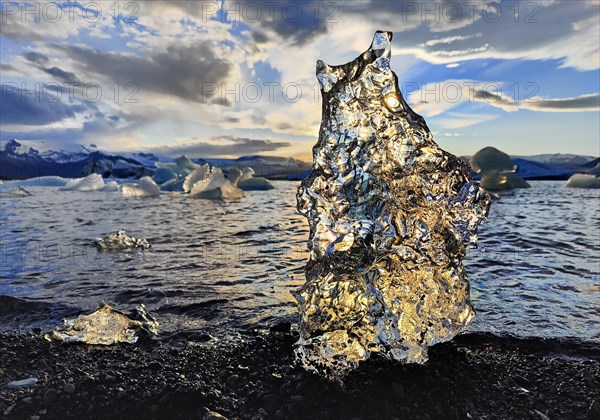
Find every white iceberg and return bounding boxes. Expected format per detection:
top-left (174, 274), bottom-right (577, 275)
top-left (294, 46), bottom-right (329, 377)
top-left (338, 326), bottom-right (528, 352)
top-left (62, 174), bottom-right (106, 191)
top-left (186, 165), bottom-right (244, 200)
top-left (183, 164), bottom-right (211, 193)
top-left (566, 174), bottom-right (600, 189)
top-left (5, 176), bottom-right (68, 187)
top-left (156, 154), bottom-right (200, 177)
top-left (122, 176), bottom-right (160, 197)
top-left (237, 167), bottom-right (274, 190)
top-left (100, 181), bottom-right (120, 192)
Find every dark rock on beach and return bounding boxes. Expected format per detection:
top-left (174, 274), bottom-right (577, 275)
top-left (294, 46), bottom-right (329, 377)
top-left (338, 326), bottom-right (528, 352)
top-left (1, 329), bottom-right (599, 419)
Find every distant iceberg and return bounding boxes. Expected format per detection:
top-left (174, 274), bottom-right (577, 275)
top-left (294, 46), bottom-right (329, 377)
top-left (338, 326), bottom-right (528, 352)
top-left (7, 186), bottom-right (32, 196)
top-left (122, 176), bottom-right (160, 197)
top-left (237, 167), bottom-right (274, 190)
top-left (185, 164), bottom-right (244, 199)
top-left (471, 147), bottom-right (530, 191)
top-left (100, 181), bottom-right (120, 192)
top-left (62, 174), bottom-right (106, 192)
top-left (3, 176), bottom-right (68, 187)
top-left (152, 167), bottom-right (177, 185)
top-left (566, 174), bottom-right (600, 189)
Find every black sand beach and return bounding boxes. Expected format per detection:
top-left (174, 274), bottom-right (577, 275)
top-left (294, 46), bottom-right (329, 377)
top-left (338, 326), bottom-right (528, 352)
top-left (1, 326), bottom-right (599, 420)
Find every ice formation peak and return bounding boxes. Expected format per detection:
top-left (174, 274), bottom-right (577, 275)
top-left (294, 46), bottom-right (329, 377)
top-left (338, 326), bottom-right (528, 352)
top-left (295, 31), bottom-right (491, 378)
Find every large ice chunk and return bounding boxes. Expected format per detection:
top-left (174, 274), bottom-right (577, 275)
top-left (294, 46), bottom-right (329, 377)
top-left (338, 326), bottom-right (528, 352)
top-left (295, 31), bottom-right (490, 377)
top-left (45, 303), bottom-right (158, 345)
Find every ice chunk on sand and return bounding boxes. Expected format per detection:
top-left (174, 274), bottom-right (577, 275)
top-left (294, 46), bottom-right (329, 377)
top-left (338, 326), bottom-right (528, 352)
top-left (95, 230), bottom-right (150, 251)
top-left (7, 378), bottom-right (38, 389)
top-left (566, 173), bottom-right (600, 188)
top-left (237, 167), bottom-right (274, 190)
top-left (45, 303), bottom-right (158, 345)
top-left (122, 176), bottom-right (160, 197)
top-left (295, 31), bottom-right (490, 377)
top-left (62, 174), bottom-right (106, 192)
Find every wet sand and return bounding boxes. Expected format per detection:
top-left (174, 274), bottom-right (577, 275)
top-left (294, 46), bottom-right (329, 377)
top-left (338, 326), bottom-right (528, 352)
top-left (1, 327), bottom-right (599, 419)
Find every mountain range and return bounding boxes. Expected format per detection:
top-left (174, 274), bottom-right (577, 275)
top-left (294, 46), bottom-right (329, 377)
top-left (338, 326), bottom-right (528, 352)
top-left (1, 139), bottom-right (598, 181)
top-left (0, 139), bottom-right (312, 180)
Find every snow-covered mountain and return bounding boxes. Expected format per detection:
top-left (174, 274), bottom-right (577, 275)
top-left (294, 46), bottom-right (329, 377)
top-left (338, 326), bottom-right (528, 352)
top-left (514, 153), bottom-right (597, 166)
top-left (0, 139), bottom-right (154, 180)
top-left (0, 139), bottom-right (311, 181)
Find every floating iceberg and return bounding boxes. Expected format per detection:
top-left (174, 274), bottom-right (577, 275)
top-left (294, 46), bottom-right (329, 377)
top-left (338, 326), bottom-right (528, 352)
top-left (45, 303), bottom-right (158, 345)
top-left (62, 174), bottom-right (106, 192)
top-left (95, 230), bottom-right (150, 251)
top-left (183, 164), bottom-right (212, 193)
top-left (4, 176), bottom-right (69, 187)
top-left (156, 154), bottom-right (200, 176)
top-left (175, 155), bottom-right (201, 171)
top-left (7, 186), bottom-right (32, 196)
top-left (471, 147), bottom-right (530, 191)
top-left (185, 164), bottom-right (244, 199)
top-left (100, 181), bottom-right (120, 192)
top-left (152, 167), bottom-right (177, 185)
top-left (237, 167), bottom-right (275, 190)
top-left (122, 176), bottom-right (160, 197)
top-left (295, 31), bottom-right (490, 377)
top-left (566, 173), bottom-right (600, 188)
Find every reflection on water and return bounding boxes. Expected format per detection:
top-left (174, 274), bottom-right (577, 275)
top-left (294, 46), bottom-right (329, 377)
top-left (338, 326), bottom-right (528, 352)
top-left (0, 181), bottom-right (598, 342)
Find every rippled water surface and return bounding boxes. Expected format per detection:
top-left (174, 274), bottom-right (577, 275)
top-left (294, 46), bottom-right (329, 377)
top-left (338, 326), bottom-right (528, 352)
top-left (1, 181), bottom-right (598, 342)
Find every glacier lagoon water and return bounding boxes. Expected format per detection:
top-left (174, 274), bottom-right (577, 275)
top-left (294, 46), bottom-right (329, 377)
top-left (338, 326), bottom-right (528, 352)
top-left (0, 181), bottom-right (598, 344)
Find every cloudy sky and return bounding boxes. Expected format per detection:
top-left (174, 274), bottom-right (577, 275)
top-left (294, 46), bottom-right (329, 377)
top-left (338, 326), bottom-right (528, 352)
top-left (1, 0), bottom-right (599, 160)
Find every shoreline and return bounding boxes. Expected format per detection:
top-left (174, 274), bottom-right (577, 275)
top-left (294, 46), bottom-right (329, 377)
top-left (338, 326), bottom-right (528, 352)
top-left (1, 328), bottom-right (599, 419)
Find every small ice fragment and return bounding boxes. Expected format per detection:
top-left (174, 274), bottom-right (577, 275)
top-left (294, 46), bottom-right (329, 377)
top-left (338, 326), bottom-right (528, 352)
top-left (7, 378), bottom-right (38, 389)
top-left (45, 303), bottom-right (158, 345)
top-left (96, 230), bottom-right (150, 251)
top-left (237, 167), bottom-right (274, 191)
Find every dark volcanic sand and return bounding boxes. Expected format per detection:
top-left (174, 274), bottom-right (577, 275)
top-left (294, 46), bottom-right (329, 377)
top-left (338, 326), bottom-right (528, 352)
top-left (1, 327), bottom-right (599, 420)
